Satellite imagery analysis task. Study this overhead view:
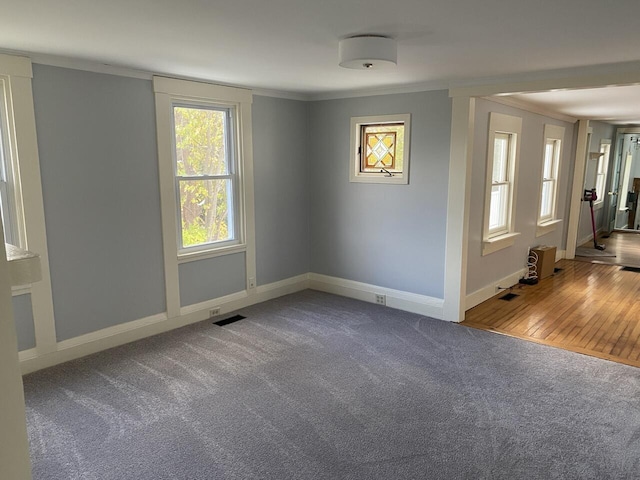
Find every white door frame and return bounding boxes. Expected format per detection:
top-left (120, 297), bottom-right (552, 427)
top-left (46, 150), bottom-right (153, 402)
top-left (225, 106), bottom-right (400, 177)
top-left (445, 70), bottom-right (640, 322)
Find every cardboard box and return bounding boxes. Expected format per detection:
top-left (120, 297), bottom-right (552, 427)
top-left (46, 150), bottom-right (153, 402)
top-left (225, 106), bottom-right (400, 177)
top-left (531, 246), bottom-right (557, 280)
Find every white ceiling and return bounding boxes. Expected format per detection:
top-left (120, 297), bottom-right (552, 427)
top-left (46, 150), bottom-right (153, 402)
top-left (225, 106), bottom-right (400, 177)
top-left (2, 0), bottom-right (640, 119)
top-left (511, 86), bottom-right (640, 125)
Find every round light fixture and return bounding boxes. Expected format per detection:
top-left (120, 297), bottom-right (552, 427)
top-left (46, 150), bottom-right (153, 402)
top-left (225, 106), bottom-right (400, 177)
top-left (338, 35), bottom-right (397, 70)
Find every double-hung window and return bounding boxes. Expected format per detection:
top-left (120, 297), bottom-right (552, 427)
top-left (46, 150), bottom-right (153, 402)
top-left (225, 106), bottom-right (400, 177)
top-left (154, 77), bottom-right (253, 264)
top-left (489, 132), bottom-right (512, 236)
top-left (483, 112), bottom-right (522, 255)
top-left (0, 75), bottom-right (25, 248)
top-left (595, 140), bottom-right (610, 207)
top-left (536, 124), bottom-right (564, 236)
top-left (172, 104), bottom-right (238, 252)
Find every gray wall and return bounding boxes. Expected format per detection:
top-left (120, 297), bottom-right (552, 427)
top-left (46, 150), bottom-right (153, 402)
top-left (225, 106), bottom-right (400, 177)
top-left (27, 66), bottom-right (314, 343)
top-left (12, 294), bottom-right (35, 351)
top-left (466, 98), bottom-right (577, 295)
top-left (253, 96), bottom-right (309, 285)
top-left (308, 91), bottom-right (452, 298)
top-left (179, 253), bottom-right (246, 307)
top-left (32, 65), bottom-right (166, 341)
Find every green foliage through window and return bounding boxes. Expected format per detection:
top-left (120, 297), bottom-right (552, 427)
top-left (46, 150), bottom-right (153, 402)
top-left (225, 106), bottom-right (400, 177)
top-left (173, 106), bottom-right (235, 249)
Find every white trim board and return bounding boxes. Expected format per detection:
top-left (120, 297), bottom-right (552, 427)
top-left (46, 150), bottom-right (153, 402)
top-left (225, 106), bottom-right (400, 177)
top-left (465, 268), bottom-right (527, 311)
top-left (483, 96), bottom-right (577, 124)
top-left (19, 274), bottom-right (311, 375)
top-left (466, 250), bottom-right (566, 311)
top-left (19, 271), bottom-right (452, 374)
top-left (308, 273), bottom-right (445, 320)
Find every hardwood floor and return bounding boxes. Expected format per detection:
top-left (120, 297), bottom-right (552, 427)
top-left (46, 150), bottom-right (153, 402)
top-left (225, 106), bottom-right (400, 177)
top-left (575, 230), bottom-right (640, 267)
top-left (462, 259), bottom-right (640, 368)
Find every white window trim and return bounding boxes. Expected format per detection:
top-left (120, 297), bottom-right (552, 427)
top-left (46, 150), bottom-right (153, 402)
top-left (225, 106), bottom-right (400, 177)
top-left (482, 112), bottom-right (522, 256)
top-left (536, 124), bottom-right (565, 237)
top-left (594, 139), bottom-right (611, 210)
top-left (153, 76), bottom-right (256, 318)
top-left (0, 53), bottom-right (57, 355)
top-left (349, 113), bottom-right (411, 185)
top-left (170, 100), bottom-right (240, 255)
top-left (0, 75), bottom-right (27, 249)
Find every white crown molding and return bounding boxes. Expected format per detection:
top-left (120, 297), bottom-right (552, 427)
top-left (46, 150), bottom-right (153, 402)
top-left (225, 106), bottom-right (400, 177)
top-left (251, 88), bottom-right (310, 101)
top-left (308, 79), bottom-right (450, 101)
top-left (0, 48), bottom-right (310, 100)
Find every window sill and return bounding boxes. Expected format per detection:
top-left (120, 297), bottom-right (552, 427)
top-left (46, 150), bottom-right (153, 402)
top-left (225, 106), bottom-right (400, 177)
top-left (482, 232), bottom-right (520, 256)
top-left (6, 243), bottom-right (41, 287)
top-left (178, 243), bottom-right (247, 264)
top-left (536, 219), bottom-right (563, 237)
top-left (349, 174), bottom-right (408, 185)
top-left (11, 285), bottom-right (31, 296)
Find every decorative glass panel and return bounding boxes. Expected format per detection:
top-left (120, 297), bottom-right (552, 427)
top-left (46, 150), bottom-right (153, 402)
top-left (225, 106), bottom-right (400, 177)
top-left (173, 106), bottom-right (228, 177)
top-left (178, 179), bottom-right (233, 248)
top-left (361, 123), bottom-right (404, 172)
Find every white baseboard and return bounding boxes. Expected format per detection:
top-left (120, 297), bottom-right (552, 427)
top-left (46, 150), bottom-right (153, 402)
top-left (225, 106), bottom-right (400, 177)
top-left (465, 268), bottom-right (527, 311)
top-left (308, 273), bottom-right (444, 320)
top-left (466, 250), bottom-right (566, 311)
top-left (19, 273), bottom-right (310, 375)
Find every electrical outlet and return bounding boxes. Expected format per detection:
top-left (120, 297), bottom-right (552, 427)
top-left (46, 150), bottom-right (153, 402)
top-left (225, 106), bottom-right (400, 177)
top-left (375, 294), bottom-right (386, 305)
top-left (248, 277), bottom-right (256, 289)
top-left (209, 307), bottom-right (221, 317)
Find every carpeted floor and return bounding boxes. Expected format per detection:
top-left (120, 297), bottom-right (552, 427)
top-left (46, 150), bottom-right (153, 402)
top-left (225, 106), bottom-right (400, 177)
top-left (23, 290), bottom-right (640, 479)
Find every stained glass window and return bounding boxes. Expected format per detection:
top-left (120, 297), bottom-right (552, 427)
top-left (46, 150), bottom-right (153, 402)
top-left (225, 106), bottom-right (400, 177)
top-left (361, 123), bottom-right (404, 173)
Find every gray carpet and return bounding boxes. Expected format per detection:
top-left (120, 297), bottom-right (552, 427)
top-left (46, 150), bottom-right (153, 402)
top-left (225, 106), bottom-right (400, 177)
top-left (24, 290), bottom-right (640, 479)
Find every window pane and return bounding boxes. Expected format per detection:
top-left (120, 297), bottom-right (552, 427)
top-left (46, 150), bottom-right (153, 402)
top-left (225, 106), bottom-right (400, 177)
top-left (179, 179), bottom-right (234, 248)
top-left (492, 134), bottom-right (510, 183)
top-left (0, 185), bottom-right (9, 243)
top-left (489, 184), bottom-right (509, 232)
top-left (173, 106), bottom-right (229, 176)
top-left (0, 118), bottom-right (13, 245)
top-left (543, 141), bottom-right (554, 178)
top-left (361, 123), bottom-right (404, 173)
top-left (540, 180), bottom-right (553, 218)
top-left (596, 174), bottom-right (605, 202)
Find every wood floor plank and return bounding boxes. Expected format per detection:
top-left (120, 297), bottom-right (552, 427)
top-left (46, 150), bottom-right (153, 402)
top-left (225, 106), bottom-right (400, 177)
top-left (463, 256), bottom-right (640, 369)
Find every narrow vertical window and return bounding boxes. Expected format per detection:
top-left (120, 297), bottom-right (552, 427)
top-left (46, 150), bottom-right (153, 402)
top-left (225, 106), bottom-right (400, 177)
top-left (536, 124), bottom-right (564, 236)
top-left (483, 112), bottom-right (522, 255)
top-left (0, 78), bottom-right (23, 247)
top-left (539, 139), bottom-right (559, 222)
top-left (489, 132), bottom-right (512, 235)
top-left (172, 105), bottom-right (238, 252)
top-left (595, 141), bottom-right (610, 206)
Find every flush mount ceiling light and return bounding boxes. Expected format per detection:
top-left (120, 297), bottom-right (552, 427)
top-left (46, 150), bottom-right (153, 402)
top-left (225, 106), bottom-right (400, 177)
top-left (338, 35), bottom-right (397, 70)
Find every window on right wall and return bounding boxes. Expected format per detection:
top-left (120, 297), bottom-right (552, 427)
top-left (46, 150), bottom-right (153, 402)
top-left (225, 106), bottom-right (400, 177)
top-left (482, 112), bottom-right (522, 256)
top-left (536, 124), bottom-right (565, 236)
top-left (594, 140), bottom-right (611, 208)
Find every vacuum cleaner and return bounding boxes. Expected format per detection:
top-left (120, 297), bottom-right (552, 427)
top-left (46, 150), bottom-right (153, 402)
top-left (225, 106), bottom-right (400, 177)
top-left (583, 188), bottom-right (606, 250)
